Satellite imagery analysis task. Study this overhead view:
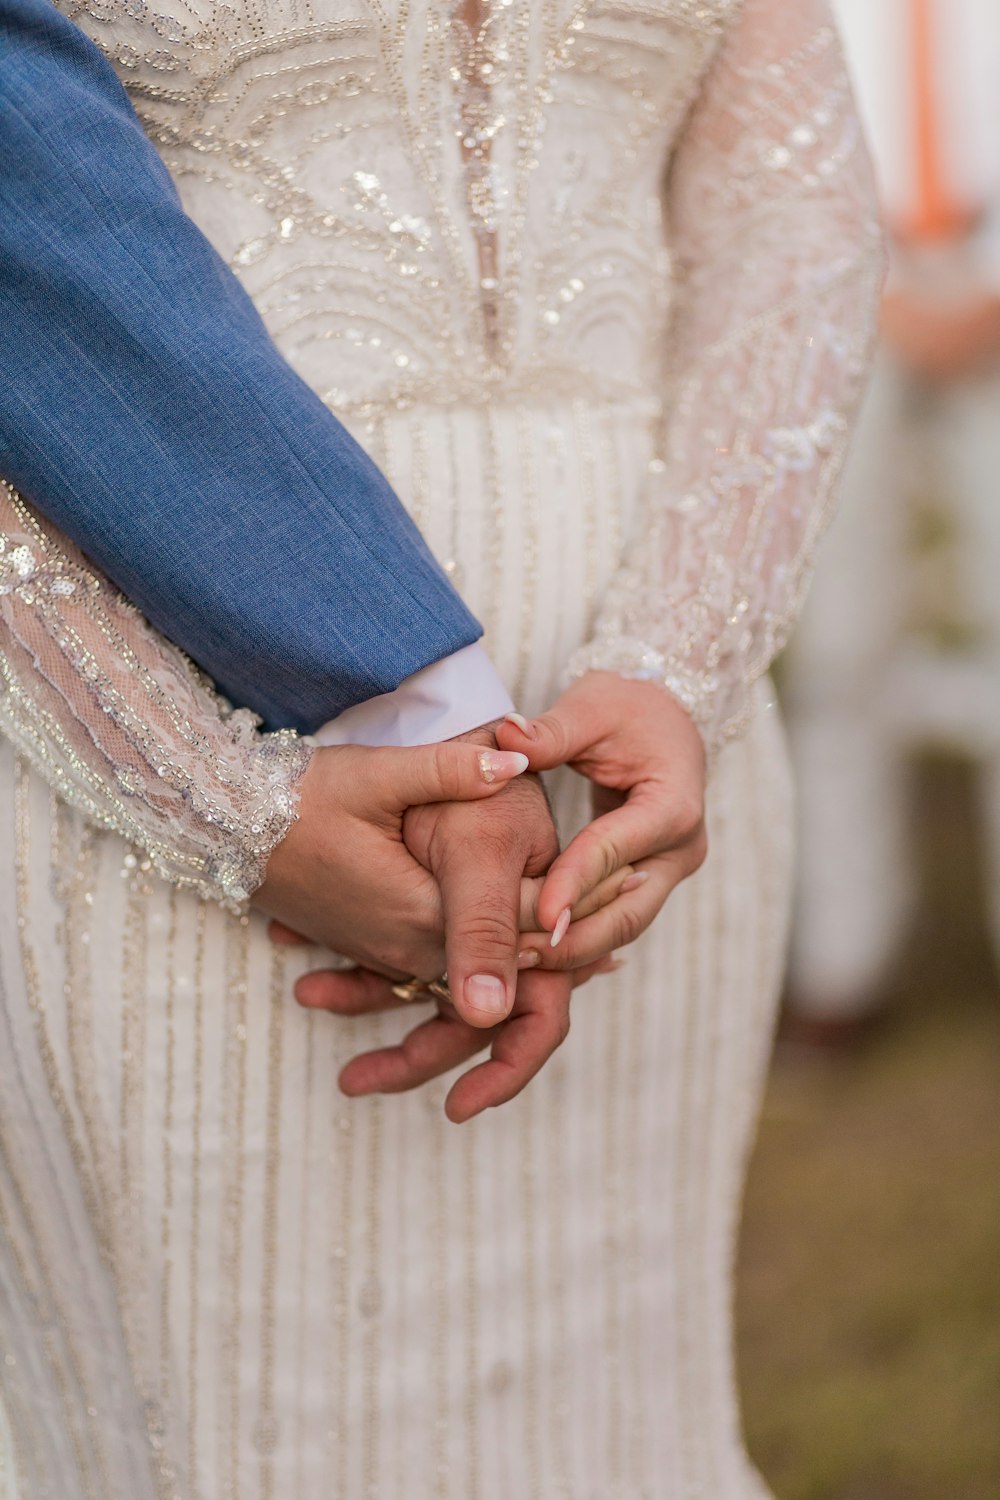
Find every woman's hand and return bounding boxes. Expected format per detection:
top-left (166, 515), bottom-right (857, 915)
top-left (254, 737), bottom-right (530, 988)
top-left (494, 671), bottom-right (708, 969)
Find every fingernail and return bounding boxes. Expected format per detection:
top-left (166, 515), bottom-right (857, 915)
top-left (464, 973), bottom-right (510, 1021)
top-left (478, 749), bottom-right (529, 784)
top-left (517, 949), bottom-right (541, 969)
top-left (620, 871), bottom-right (650, 893)
top-left (503, 711), bottom-right (535, 738)
top-left (550, 907), bottom-right (571, 948)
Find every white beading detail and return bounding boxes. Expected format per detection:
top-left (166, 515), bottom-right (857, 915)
top-left (0, 483), bottom-right (310, 908)
top-left (3, 0), bottom-right (882, 904)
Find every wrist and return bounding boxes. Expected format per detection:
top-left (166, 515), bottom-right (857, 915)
top-left (447, 717), bottom-right (502, 750)
top-left (254, 745), bottom-right (334, 907)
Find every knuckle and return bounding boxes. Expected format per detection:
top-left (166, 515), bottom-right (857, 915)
top-left (542, 1008), bottom-right (571, 1052)
top-left (431, 740), bottom-right (459, 798)
top-left (535, 711), bottom-right (572, 762)
top-left (688, 827), bottom-right (709, 873)
top-left (475, 820), bottom-right (520, 861)
top-left (425, 816), bottom-right (455, 873)
top-left (526, 822), bottom-right (559, 873)
top-left (608, 833), bottom-right (629, 877)
top-left (478, 785), bottom-right (555, 863)
top-left (516, 785), bottom-right (558, 846)
top-left (456, 908), bottom-right (518, 955)
top-left (593, 834), bottom-right (624, 885)
top-left (669, 791), bottom-right (705, 843)
top-left (613, 904), bottom-right (646, 949)
top-left (520, 878), bottom-right (543, 929)
top-left (540, 828), bottom-right (560, 867)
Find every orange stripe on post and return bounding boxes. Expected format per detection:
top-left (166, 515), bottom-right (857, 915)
top-left (904, 0), bottom-right (972, 241)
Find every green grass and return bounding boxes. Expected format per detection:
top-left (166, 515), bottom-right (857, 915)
top-left (737, 758), bottom-right (1000, 1500)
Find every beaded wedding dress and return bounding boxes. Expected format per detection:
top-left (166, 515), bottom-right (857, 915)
top-left (0, 1), bottom-right (880, 1494)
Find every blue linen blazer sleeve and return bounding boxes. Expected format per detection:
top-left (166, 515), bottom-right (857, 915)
top-left (0, 0), bottom-right (481, 735)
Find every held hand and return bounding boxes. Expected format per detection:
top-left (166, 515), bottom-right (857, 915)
top-left (268, 720), bottom-right (643, 1121)
top-left (275, 723), bottom-right (589, 1122)
top-left (253, 737), bottom-right (529, 978)
top-left (281, 936), bottom-right (613, 1124)
top-left (494, 671), bottom-right (708, 969)
top-left (401, 728), bottom-right (560, 1025)
top-left (273, 856), bottom-right (628, 1122)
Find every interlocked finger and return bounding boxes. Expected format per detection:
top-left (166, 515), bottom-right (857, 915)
top-left (294, 859), bottom-right (640, 1017)
top-left (338, 1005), bottom-right (491, 1098)
top-left (534, 784), bottom-right (704, 933)
top-left (518, 864), bottom-right (639, 932)
top-left (324, 966), bottom-right (585, 1118)
top-left (294, 966), bottom-right (415, 1015)
top-left (443, 968), bottom-right (573, 1122)
top-left (517, 853), bottom-right (685, 972)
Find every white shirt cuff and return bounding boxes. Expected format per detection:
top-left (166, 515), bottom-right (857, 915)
top-left (312, 642), bottom-right (514, 748)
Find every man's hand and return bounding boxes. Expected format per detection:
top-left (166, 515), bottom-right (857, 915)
top-left (271, 719), bottom-right (651, 1119)
top-left (403, 719), bottom-right (560, 1023)
top-left (279, 721), bottom-right (582, 1122)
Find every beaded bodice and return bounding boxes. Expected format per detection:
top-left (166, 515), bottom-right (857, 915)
top-left (56, 0), bottom-right (738, 413)
top-left (1, 0), bottom-right (882, 908)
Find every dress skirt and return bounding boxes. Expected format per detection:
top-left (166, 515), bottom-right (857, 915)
top-left (0, 397), bottom-right (794, 1499)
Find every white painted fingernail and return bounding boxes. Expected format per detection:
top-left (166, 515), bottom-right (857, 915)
top-left (620, 871), bottom-right (650, 893)
top-left (478, 750), bottom-right (529, 784)
top-left (465, 973), bottom-right (510, 1020)
top-left (550, 907), bottom-right (571, 948)
top-left (503, 711), bottom-right (535, 737)
top-left (517, 949), bottom-right (541, 969)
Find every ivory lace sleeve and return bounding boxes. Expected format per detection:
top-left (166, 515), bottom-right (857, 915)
top-left (569, 0), bottom-right (885, 752)
top-left (0, 481), bottom-right (311, 909)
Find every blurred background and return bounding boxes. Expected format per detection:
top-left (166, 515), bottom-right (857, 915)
top-left (736, 1), bottom-right (1000, 1494)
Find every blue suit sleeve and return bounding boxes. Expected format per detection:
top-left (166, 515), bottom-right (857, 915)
top-left (0, 0), bottom-right (482, 735)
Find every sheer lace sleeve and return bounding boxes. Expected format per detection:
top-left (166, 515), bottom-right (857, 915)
top-left (0, 480), bottom-right (311, 909)
top-left (569, 0), bottom-right (884, 752)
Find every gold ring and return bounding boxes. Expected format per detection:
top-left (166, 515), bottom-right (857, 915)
top-left (390, 974), bottom-right (453, 1005)
top-left (390, 977), bottom-right (429, 1003)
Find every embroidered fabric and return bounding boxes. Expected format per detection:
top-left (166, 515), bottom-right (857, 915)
top-left (0, 481), bottom-right (310, 909)
top-left (52, 0), bottom-right (739, 416)
top-left (3, 0), bottom-right (882, 904)
top-left (568, 0), bottom-right (885, 748)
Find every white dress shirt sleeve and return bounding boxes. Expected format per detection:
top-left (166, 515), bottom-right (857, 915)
top-left (311, 641), bottom-right (514, 748)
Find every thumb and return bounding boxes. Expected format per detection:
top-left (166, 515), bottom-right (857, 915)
top-left (354, 740), bottom-right (529, 815)
top-left (494, 704), bottom-right (588, 772)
